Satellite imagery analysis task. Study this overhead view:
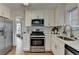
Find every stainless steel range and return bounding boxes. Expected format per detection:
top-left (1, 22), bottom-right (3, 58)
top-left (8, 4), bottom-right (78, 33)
top-left (30, 29), bottom-right (45, 52)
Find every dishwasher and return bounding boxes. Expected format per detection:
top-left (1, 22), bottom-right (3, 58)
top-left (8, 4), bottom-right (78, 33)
top-left (65, 44), bottom-right (79, 55)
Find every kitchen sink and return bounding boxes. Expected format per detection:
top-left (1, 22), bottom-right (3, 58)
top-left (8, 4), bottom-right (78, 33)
top-left (57, 36), bottom-right (75, 41)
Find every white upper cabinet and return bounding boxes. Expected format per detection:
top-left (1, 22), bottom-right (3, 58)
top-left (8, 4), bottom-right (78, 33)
top-left (25, 10), bottom-right (44, 26)
top-left (31, 9), bottom-right (54, 26)
top-left (31, 10), bottom-right (37, 19)
top-left (31, 10), bottom-right (44, 19)
top-left (25, 10), bottom-right (32, 26)
top-left (49, 10), bottom-right (54, 26)
top-left (43, 9), bottom-right (54, 26)
top-left (25, 9), bottom-right (54, 26)
top-left (43, 10), bottom-right (50, 26)
top-left (54, 4), bottom-right (65, 26)
top-left (0, 4), bottom-right (10, 19)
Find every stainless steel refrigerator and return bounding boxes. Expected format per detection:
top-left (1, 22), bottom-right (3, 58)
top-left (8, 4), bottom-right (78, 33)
top-left (0, 17), bottom-right (13, 55)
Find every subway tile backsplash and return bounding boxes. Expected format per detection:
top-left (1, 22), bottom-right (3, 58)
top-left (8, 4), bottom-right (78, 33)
top-left (25, 26), bottom-right (52, 34)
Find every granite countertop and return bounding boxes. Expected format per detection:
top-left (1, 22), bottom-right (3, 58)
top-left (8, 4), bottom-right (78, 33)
top-left (64, 39), bottom-right (79, 51)
top-left (54, 34), bottom-right (79, 51)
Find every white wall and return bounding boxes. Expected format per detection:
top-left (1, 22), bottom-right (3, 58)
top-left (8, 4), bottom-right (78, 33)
top-left (10, 10), bottom-right (25, 46)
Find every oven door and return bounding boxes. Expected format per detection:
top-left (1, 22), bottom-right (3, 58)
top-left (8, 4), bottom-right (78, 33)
top-left (31, 39), bottom-right (44, 46)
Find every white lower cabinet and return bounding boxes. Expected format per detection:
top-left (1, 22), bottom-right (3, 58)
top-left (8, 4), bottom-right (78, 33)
top-left (51, 35), bottom-right (55, 53)
top-left (23, 33), bottom-right (65, 54)
top-left (51, 35), bottom-right (65, 55)
top-left (23, 34), bottom-right (30, 51)
top-left (45, 34), bottom-right (51, 51)
top-left (54, 37), bottom-right (65, 55)
top-left (23, 33), bottom-right (51, 52)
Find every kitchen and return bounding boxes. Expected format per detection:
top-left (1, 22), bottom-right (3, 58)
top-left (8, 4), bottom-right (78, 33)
top-left (0, 3), bottom-right (79, 55)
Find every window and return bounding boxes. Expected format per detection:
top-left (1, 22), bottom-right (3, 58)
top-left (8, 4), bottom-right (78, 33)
top-left (69, 7), bottom-right (79, 27)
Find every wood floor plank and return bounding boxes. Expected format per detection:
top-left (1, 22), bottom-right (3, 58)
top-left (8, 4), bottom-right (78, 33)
top-left (7, 48), bottom-right (53, 55)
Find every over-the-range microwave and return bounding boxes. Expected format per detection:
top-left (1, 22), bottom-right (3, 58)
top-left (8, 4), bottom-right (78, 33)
top-left (31, 19), bottom-right (44, 26)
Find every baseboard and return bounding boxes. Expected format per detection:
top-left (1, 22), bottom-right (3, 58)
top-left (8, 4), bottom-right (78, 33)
top-left (45, 51), bottom-right (54, 55)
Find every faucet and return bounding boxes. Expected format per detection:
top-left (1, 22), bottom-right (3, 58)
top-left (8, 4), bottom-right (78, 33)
top-left (63, 25), bottom-right (74, 37)
top-left (63, 25), bottom-right (77, 40)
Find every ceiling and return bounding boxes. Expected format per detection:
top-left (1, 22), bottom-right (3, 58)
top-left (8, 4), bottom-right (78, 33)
top-left (3, 3), bottom-right (24, 11)
top-left (2, 3), bottom-right (63, 11)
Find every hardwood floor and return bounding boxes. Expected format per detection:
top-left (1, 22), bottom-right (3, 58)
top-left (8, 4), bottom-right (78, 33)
top-left (7, 47), bottom-right (16, 55)
top-left (7, 47), bottom-right (53, 55)
top-left (24, 51), bottom-right (53, 55)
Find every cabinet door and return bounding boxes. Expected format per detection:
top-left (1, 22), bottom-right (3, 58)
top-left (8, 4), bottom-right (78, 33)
top-left (23, 34), bottom-right (30, 51)
top-left (55, 5), bottom-right (65, 26)
top-left (45, 34), bottom-right (51, 51)
top-left (23, 34), bottom-right (26, 51)
top-left (54, 37), bottom-right (65, 55)
top-left (31, 10), bottom-right (44, 19)
top-left (51, 35), bottom-right (56, 54)
top-left (31, 9), bottom-right (54, 26)
top-left (49, 10), bottom-right (54, 26)
top-left (51, 35), bottom-right (65, 55)
top-left (31, 10), bottom-right (37, 19)
top-left (26, 35), bottom-right (30, 51)
top-left (2, 10), bottom-right (10, 19)
top-left (25, 10), bottom-right (32, 26)
top-left (44, 10), bottom-right (50, 26)
top-left (36, 10), bottom-right (44, 19)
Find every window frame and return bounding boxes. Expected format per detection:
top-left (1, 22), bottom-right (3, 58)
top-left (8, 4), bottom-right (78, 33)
top-left (68, 6), bottom-right (78, 27)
